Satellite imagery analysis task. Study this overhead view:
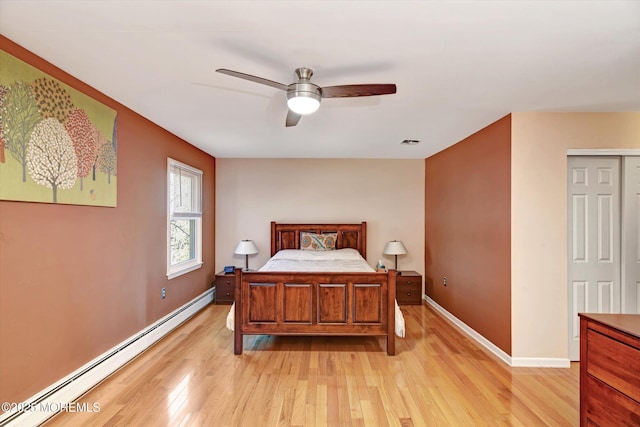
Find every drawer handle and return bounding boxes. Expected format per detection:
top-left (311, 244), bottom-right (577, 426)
top-left (226, 292), bottom-right (231, 296)
top-left (225, 280), bottom-right (231, 284)
top-left (406, 292), bottom-right (411, 296)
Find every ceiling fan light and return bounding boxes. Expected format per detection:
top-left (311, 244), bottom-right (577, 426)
top-left (287, 93), bottom-right (321, 115)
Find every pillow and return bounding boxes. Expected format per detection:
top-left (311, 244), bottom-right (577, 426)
top-left (300, 232), bottom-right (337, 251)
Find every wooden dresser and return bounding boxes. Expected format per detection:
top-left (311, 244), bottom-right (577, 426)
top-left (579, 313), bottom-right (640, 426)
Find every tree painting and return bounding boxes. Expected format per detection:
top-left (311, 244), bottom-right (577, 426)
top-left (98, 140), bottom-right (116, 184)
top-left (90, 124), bottom-right (108, 181)
top-left (65, 108), bottom-right (95, 190)
top-left (111, 115), bottom-right (118, 154)
top-left (30, 77), bottom-right (74, 123)
top-left (26, 118), bottom-right (78, 203)
top-left (1, 81), bottom-right (41, 181)
top-left (0, 84), bottom-right (8, 163)
top-left (1, 50), bottom-right (117, 206)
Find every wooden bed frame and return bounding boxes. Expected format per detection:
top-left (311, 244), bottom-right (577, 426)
top-left (234, 222), bottom-right (396, 355)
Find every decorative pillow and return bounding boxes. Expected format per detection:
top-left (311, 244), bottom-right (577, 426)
top-left (300, 232), bottom-right (337, 251)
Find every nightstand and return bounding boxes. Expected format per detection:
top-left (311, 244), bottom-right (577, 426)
top-left (396, 271), bottom-right (422, 305)
top-left (214, 271), bottom-right (235, 304)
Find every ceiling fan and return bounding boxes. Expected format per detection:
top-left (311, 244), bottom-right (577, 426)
top-left (216, 67), bottom-right (397, 127)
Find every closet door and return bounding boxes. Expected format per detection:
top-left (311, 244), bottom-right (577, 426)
top-left (567, 156), bottom-right (621, 361)
top-left (622, 156), bottom-right (640, 314)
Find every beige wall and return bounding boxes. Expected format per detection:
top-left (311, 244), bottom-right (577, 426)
top-left (216, 158), bottom-right (425, 277)
top-left (511, 112), bottom-right (640, 359)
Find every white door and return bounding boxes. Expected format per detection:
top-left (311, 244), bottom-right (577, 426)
top-left (622, 156), bottom-right (640, 314)
top-left (567, 156), bottom-right (621, 361)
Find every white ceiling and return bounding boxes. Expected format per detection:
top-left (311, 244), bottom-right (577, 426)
top-left (1, 1), bottom-right (638, 159)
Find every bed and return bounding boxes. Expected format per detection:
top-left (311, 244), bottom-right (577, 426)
top-left (230, 222), bottom-right (401, 355)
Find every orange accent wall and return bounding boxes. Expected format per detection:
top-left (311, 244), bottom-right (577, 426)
top-left (425, 115), bottom-right (511, 354)
top-left (0, 36), bottom-right (216, 404)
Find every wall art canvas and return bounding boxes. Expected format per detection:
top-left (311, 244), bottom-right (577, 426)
top-left (0, 50), bottom-right (117, 206)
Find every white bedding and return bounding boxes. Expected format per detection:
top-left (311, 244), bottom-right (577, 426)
top-left (261, 248), bottom-right (376, 272)
top-left (225, 249), bottom-right (405, 337)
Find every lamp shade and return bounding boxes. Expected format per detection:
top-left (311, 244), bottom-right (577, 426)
top-left (234, 240), bottom-right (258, 255)
top-left (383, 240), bottom-right (407, 255)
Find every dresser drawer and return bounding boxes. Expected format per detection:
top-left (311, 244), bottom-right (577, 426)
top-left (584, 375), bottom-right (640, 426)
top-left (215, 274), bottom-right (235, 304)
top-left (396, 276), bottom-right (420, 287)
top-left (586, 328), bottom-right (640, 403)
top-left (396, 283), bottom-right (421, 305)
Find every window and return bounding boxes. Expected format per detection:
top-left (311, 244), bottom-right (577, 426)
top-left (167, 158), bottom-right (203, 279)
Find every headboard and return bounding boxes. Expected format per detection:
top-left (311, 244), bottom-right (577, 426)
top-left (270, 222), bottom-right (367, 258)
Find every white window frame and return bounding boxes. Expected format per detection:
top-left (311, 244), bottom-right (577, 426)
top-left (167, 158), bottom-right (203, 279)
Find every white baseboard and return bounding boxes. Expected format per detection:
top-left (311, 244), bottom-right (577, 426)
top-left (0, 288), bottom-right (214, 427)
top-left (425, 296), bottom-right (570, 368)
top-left (510, 357), bottom-right (570, 368)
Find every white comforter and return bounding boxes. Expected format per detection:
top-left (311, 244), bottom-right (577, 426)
top-left (225, 249), bottom-right (405, 337)
top-left (261, 248), bottom-right (377, 272)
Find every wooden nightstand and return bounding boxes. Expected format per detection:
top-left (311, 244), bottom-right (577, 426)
top-left (396, 271), bottom-right (422, 305)
top-left (214, 271), bottom-right (235, 304)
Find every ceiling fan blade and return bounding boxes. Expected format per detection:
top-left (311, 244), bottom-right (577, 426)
top-left (321, 84), bottom-right (397, 98)
top-left (216, 69), bottom-right (288, 91)
top-left (285, 110), bottom-right (302, 127)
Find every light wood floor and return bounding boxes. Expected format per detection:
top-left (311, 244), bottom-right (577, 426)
top-left (45, 302), bottom-right (579, 426)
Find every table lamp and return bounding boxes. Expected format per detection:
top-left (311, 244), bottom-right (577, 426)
top-left (383, 240), bottom-right (407, 271)
top-left (235, 240), bottom-right (258, 271)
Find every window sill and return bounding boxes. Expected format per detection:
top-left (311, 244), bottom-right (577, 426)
top-left (167, 262), bottom-right (203, 280)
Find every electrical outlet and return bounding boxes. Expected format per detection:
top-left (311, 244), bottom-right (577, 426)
top-left (443, 277), bottom-right (447, 286)
top-left (162, 287), bottom-right (166, 299)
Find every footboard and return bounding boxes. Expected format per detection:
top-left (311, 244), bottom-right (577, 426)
top-left (234, 269), bottom-right (396, 355)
